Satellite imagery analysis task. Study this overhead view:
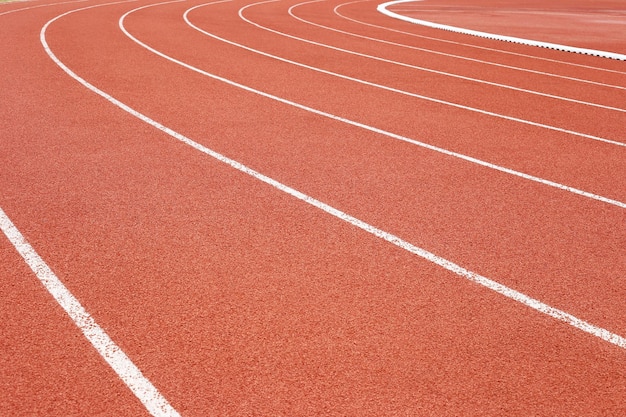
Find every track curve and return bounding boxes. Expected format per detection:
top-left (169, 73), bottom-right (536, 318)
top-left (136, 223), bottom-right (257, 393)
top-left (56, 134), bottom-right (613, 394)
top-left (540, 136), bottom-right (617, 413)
top-left (2, 0), bottom-right (626, 415)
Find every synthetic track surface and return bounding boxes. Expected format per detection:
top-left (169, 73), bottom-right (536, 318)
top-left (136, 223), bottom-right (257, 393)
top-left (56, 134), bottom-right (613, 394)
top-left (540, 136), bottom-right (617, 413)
top-left (1, 0), bottom-right (625, 415)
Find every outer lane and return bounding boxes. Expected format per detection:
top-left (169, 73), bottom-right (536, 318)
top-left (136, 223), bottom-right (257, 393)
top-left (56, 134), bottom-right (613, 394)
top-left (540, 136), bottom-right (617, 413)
top-left (0, 3), bottom-right (162, 416)
top-left (3, 0), bottom-right (626, 415)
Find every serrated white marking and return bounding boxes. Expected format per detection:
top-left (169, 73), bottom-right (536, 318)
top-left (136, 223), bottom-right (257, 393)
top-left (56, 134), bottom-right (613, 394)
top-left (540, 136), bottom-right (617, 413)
top-left (378, 0), bottom-right (626, 61)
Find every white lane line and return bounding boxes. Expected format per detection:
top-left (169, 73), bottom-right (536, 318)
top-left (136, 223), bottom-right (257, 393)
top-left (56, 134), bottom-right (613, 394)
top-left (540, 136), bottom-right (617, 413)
top-left (237, 0), bottom-right (626, 146)
top-left (41, 0), bottom-right (626, 351)
top-left (123, 1), bottom-right (626, 209)
top-left (0, 205), bottom-right (181, 417)
top-left (287, 0), bottom-right (626, 111)
top-left (0, 0), bottom-right (89, 16)
top-left (379, 0), bottom-right (626, 61)
top-left (335, 0), bottom-right (626, 77)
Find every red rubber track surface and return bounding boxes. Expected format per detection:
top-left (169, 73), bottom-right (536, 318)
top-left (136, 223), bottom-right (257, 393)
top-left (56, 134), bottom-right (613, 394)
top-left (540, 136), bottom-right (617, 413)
top-left (1, 0), bottom-right (625, 415)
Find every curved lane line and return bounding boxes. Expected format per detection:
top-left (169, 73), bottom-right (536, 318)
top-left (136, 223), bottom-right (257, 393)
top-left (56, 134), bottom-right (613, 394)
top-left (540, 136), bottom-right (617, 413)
top-left (35, 3), bottom-right (181, 417)
top-left (336, 0), bottom-right (626, 77)
top-left (237, 0), bottom-right (625, 145)
top-left (287, 0), bottom-right (626, 111)
top-left (42, 0), bottom-right (626, 352)
top-left (123, 0), bottom-right (626, 209)
top-left (184, 2), bottom-right (626, 205)
top-left (378, 0), bottom-right (626, 61)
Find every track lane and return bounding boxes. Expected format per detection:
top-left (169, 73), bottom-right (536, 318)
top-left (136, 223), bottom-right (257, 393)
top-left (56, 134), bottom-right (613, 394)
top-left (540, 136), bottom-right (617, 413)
top-left (3, 0), bottom-right (626, 414)
top-left (0, 4), bottom-right (175, 416)
top-left (42, 0), bottom-right (626, 350)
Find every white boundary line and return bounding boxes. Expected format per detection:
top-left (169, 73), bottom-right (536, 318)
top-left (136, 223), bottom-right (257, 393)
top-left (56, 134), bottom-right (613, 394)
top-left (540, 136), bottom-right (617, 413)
top-left (0, 205), bottom-right (181, 417)
top-left (40, 0), bottom-right (626, 351)
top-left (335, 0), bottom-right (626, 77)
top-left (378, 0), bottom-right (626, 61)
top-left (236, 0), bottom-right (626, 145)
top-left (286, 0), bottom-right (626, 111)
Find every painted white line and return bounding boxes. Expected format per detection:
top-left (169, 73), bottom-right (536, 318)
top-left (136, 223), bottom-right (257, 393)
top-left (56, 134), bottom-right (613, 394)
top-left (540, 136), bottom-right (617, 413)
top-left (287, 0), bottom-right (626, 111)
top-left (236, 0), bottom-right (625, 145)
top-left (335, 0), bottom-right (626, 77)
top-left (0, 0), bottom-right (90, 16)
top-left (378, 0), bottom-right (626, 61)
top-left (125, 2), bottom-right (626, 209)
top-left (0, 205), bottom-right (181, 417)
top-left (40, 1), bottom-right (626, 351)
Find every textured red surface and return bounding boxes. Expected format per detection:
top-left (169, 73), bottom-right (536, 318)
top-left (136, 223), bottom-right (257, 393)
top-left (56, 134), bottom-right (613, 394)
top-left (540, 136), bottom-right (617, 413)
top-left (0, 237), bottom-right (152, 417)
top-left (387, 0), bottom-right (626, 54)
top-left (1, 0), bottom-right (625, 415)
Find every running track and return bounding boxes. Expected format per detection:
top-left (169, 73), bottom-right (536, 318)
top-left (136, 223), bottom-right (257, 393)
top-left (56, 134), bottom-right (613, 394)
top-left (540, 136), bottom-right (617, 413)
top-left (1, 0), bottom-right (625, 415)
